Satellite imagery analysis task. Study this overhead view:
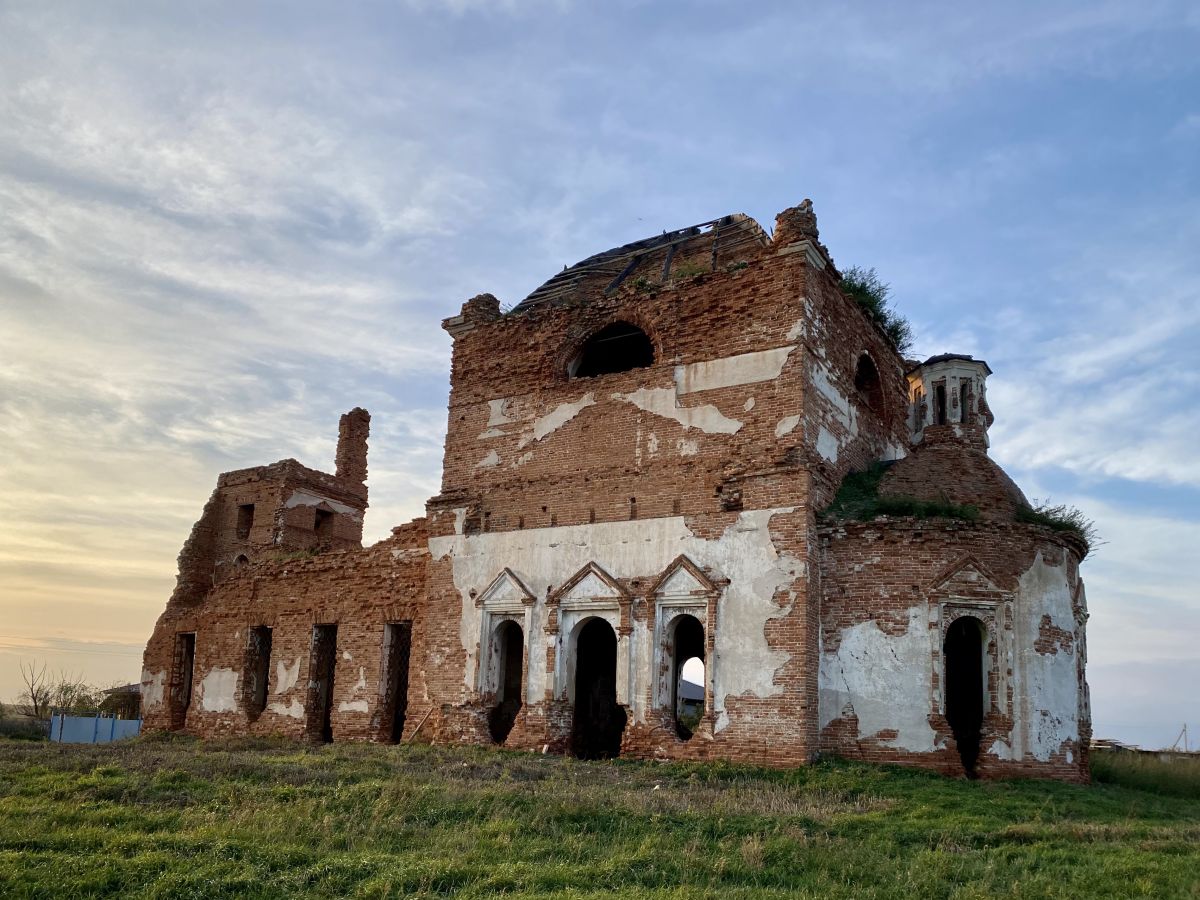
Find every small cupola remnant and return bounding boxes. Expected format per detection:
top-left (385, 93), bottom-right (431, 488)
top-left (906, 354), bottom-right (994, 447)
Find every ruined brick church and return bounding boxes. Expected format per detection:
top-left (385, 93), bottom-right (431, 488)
top-left (141, 200), bottom-right (1092, 781)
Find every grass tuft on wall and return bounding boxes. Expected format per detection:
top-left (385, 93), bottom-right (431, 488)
top-left (821, 463), bottom-right (978, 524)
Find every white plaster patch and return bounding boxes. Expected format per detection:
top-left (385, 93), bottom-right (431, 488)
top-left (989, 738), bottom-right (1015, 761)
top-left (198, 668), bottom-right (239, 713)
top-left (818, 607), bottom-right (939, 752)
top-left (480, 400), bottom-right (513, 439)
top-left (678, 439), bottom-right (699, 456)
top-left (275, 658), bottom-right (301, 694)
top-left (809, 361), bottom-right (858, 435)
top-left (816, 426), bottom-right (840, 462)
top-left (475, 449), bottom-right (500, 469)
top-left (268, 699), bottom-right (304, 719)
top-left (342, 650), bottom-right (353, 661)
top-left (647, 432), bottom-right (659, 455)
top-left (1016, 551), bottom-right (1079, 761)
top-left (284, 491), bottom-right (363, 522)
top-left (743, 397), bottom-right (755, 412)
top-left (674, 346), bottom-right (794, 395)
top-left (519, 393), bottom-right (596, 448)
top-left (141, 669), bottom-right (166, 710)
top-left (486, 398), bottom-right (513, 427)
top-left (338, 699), bottom-right (369, 713)
top-left (355, 666), bottom-right (367, 691)
top-left (775, 415), bottom-right (801, 438)
top-left (614, 387), bottom-right (742, 434)
top-left (786, 317), bottom-right (806, 342)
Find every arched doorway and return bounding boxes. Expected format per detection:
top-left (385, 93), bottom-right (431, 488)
top-left (570, 618), bottom-right (626, 759)
top-left (487, 620), bottom-right (524, 744)
top-left (670, 614), bottom-right (705, 740)
top-left (944, 616), bottom-right (987, 777)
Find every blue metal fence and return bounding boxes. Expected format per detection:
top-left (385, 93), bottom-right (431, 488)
top-left (50, 713), bottom-right (141, 744)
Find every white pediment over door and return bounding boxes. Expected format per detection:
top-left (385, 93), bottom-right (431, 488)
top-left (477, 568), bottom-right (535, 609)
top-left (554, 561), bottom-right (626, 606)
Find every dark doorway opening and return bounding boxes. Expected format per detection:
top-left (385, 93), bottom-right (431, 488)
top-left (959, 382), bottom-right (970, 424)
top-left (171, 632), bottom-right (196, 730)
top-left (379, 622), bottom-right (412, 743)
top-left (306, 624), bottom-right (338, 743)
top-left (571, 618), bottom-right (626, 759)
top-left (488, 620), bottom-right (524, 744)
top-left (944, 616), bottom-right (986, 777)
top-left (671, 615), bottom-right (705, 740)
top-left (245, 626), bottom-right (272, 720)
top-left (569, 322), bottom-right (654, 378)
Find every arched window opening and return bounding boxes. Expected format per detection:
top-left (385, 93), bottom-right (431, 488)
top-left (234, 554), bottom-right (249, 568)
top-left (236, 503), bottom-right (254, 540)
top-left (671, 614), bottom-right (705, 740)
top-left (853, 353), bottom-right (884, 416)
top-left (487, 620), bottom-right (524, 744)
top-left (568, 322), bottom-right (654, 379)
top-left (944, 616), bottom-right (987, 778)
top-left (379, 622), bottom-right (412, 744)
top-left (244, 625), bottom-right (272, 720)
top-left (959, 381), bottom-right (971, 424)
top-left (305, 624), bottom-right (338, 743)
top-left (170, 632), bottom-right (196, 731)
top-left (314, 508), bottom-right (334, 538)
top-left (934, 382), bottom-right (948, 425)
top-left (570, 618), bottom-right (626, 759)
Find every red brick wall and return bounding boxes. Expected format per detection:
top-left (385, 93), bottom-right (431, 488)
top-left (139, 201), bottom-right (1090, 783)
top-left (142, 526), bottom-right (431, 741)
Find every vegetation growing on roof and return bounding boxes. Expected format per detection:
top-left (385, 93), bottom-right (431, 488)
top-left (1016, 501), bottom-right (1100, 557)
top-left (670, 260), bottom-right (708, 281)
top-left (841, 266), bottom-right (914, 354)
top-left (820, 462), bottom-right (978, 523)
top-left (633, 275), bottom-right (658, 294)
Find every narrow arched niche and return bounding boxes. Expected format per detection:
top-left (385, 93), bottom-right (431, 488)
top-left (853, 353), bottom-right (884, 416)
top-left (568, 322), bottom-right (654, 378)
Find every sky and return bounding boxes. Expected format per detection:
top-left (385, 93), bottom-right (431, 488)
top-left (0, 0), bottom-right (1197, 750)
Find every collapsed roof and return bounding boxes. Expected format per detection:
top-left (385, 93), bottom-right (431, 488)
top-left (513, 213), bottom-right (771, 312)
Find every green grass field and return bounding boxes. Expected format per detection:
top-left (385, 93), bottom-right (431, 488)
top-left (1, 736), bottom-right (1197, 898)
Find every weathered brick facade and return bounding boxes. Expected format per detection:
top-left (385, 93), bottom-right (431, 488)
top-left (141, 200), bottom-right (1091, 781)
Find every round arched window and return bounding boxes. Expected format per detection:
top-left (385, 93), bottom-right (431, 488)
top-left (568, 322), bottom-right (654, 378)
